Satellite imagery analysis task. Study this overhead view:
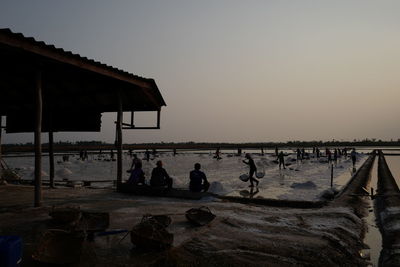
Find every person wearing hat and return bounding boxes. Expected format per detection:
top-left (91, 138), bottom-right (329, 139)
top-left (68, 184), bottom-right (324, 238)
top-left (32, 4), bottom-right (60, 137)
top-left (243, 153), bottom-right (259, 187)
top-left (150, 160), bottom-right (173, 189)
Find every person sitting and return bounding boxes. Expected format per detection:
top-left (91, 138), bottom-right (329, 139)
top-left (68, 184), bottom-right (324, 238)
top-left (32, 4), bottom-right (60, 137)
top-left (127, 161), bottom-right (145, 185)
top-left (150, 160), bottom-right (173, 189)
top-left (189, 163), bottom-right (210, 192)
top-left (130, 154), bottom-right (142, 170)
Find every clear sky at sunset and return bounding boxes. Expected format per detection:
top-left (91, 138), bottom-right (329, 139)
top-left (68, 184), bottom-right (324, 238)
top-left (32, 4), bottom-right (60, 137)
top-left (1, 0), bottom-right (400, 143)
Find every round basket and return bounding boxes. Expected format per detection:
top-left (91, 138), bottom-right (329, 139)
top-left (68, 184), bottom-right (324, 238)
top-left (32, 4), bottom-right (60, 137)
top-left (239, 174), bottom-right (249, 182)
top-left (256, 172), bottom-right (265, 178)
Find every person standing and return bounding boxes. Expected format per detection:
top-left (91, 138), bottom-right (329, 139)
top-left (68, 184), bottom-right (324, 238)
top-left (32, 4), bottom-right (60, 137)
top-left (326, 149), bottom-right (332, 164)
top-left (243, 153), bottom-right (259, 187)
top-left (189, 163), bottom-right (210, 192)
top-left (278, 151), bottom-right (286, 170)
top-left (351, 148), bottom-right (357, 167)
top-left (296, 149), bottom-right (302, 162)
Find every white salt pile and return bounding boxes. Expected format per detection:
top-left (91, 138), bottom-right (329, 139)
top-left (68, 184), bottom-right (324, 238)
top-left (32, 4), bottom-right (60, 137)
top-left (208, 181), bottom-right (224, 194)
top-left (56, 168), bottom-right (73, 179)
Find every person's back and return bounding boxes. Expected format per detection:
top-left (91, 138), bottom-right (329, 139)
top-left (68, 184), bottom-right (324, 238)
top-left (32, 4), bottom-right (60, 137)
top-left (150, 161), bottom-right (172, 189)
top-left (189, 163), bottom-right (209, 192)
top-left (278, 152), bottom-right (284, 162)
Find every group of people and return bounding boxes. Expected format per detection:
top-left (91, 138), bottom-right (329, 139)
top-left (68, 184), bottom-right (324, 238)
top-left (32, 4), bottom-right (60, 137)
top-left (126, 148), bottom-right (359, 191)
top-left (127, 154), bottom-right (210, 193)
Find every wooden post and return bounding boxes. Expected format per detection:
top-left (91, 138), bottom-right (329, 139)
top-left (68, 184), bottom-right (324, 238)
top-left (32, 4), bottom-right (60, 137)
top-left (116, 93), bottom-right (123, 189)
top-left (34, 70), bottom-right (43, 207)
top-left (49, 130), bottom-right (55, 188)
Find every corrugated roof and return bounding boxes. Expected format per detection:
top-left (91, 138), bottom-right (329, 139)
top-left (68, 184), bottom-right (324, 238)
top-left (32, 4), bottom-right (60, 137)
top-left (0, 28), bottom-right (166, 106)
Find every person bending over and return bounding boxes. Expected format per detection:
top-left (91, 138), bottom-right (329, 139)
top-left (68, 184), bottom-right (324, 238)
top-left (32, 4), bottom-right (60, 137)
top-left (150, 160), bottom-right (173, 189)
top-left (189, 163), bottom-right (210, 192)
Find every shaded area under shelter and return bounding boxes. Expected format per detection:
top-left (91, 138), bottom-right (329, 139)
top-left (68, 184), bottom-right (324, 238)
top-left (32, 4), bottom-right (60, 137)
top-left (0, 28), bottom-right (166, 206)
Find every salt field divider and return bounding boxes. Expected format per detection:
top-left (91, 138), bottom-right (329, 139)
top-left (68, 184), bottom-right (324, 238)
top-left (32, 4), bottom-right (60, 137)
top-left (375, 151), bottom-right (400, 265)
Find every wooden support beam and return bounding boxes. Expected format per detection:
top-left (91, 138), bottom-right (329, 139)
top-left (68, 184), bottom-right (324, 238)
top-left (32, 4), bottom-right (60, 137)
top-left (49, 130), bottom-right (55, 188)
top-left (34, 69), bottom-right (43, 207)
top-left (116, 93), bottom-right (123, 189)
top-left (157, 109), bottom-right (161, 128)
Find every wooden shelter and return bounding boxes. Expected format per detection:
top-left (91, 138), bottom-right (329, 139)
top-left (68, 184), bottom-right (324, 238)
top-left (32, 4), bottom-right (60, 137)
top-left (0, 28), bottom-right (166, 206)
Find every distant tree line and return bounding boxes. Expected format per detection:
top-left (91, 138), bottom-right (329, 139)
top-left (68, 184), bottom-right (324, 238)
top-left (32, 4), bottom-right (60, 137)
top-left (2, 138), bottom-right (400, 153)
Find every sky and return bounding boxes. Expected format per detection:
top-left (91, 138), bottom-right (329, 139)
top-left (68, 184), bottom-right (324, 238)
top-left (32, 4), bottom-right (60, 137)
top-left (1, 0), bottom-right (400, 144)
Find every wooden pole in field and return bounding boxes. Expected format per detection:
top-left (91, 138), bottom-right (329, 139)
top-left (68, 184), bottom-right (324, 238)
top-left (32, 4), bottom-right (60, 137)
top-left (34, 69), bottom-right (43, 207)
top-left (116, 92), bottom-right (123, 189)
top-left (49, 130), bottom-right (55, 188)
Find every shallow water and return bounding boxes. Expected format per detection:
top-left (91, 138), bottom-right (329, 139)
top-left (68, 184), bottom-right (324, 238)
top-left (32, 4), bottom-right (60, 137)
top-left (362, 158), bottom-right (381, 267)
top-left (384, 156), bottom-right (400, 184)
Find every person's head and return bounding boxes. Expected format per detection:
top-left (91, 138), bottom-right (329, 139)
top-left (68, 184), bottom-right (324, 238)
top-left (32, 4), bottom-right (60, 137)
top-left (245, 153), bottom-right (251, 159)
top-left (133, 154), bottom-right (137, 158)
top-left (156, 160), bottom-right (163, 167)
top-left (194, 163), bottom-right (201, 170)
top-left (279, 151), bottom-right (283, 155)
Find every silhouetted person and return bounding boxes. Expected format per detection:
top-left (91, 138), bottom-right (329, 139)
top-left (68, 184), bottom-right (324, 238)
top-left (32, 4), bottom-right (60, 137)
top-left (79, 150), bottom-right (84, 160)
top-left (84, 150), bottom-right (88, 161)
top-left (215, 148), bottom-right (221, 160)
top-left (316, 147), bottom-right (320, 158)
top-left (326, 149), bottom-right (332, 163)
top-left (296, 149), bottom-right (302, 162)
top-left (301, 148), bottom-right (305, 159)
top-left (275, 147), bottom-right (279, 157)
top-left (278, 151), bottom-right (286, 169)
top-left (150, 160), bottom-right (172, 189)
top-left (189, 163), bottom-right (209, 192)
top-left (173, 148), bottom-right (177, 156)
top-left (333, 149), bottom-right (338, 165)
top-left (110, 150), bottom-right (114, 160)
top-left (351, 148), bottom-right (357, 167)
top-left (130, 154), bottom-right (142, 170)
top-left (127, 161), bottom-right (145, 185)
top-left (243, 153), bottom-right (259, 187)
